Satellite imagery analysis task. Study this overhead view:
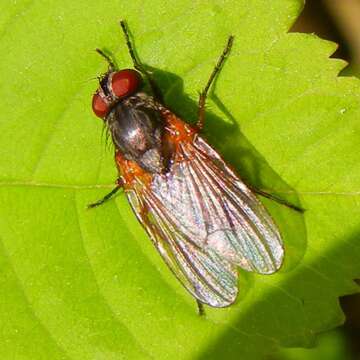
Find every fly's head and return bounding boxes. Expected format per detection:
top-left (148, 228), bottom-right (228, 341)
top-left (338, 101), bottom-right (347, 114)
top-left (92, 68), bottom-right (143, 118)
top-left (91, 63), bottom-right (168, 175)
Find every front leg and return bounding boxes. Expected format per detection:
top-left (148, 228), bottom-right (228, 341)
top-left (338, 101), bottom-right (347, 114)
top-left (120, 20), bottom-right (164, 103)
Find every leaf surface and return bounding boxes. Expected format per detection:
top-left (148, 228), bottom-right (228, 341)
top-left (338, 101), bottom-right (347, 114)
top-left (0, 1), bottom-right (359, 359)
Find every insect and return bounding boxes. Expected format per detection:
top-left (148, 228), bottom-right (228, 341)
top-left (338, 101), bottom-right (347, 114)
top-left (89, 21), bottom-right (302, 314)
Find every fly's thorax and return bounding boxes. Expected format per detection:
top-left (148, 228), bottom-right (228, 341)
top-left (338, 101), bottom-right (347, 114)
top-left (106, 92), bottom-right (167, 174)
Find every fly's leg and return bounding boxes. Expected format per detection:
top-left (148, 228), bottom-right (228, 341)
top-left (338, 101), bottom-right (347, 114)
top-left (249, 186), bottom-right (305, 213)
top-left (197, 300), bottom-right (205, 316)
top-left (87, 179), bottom-right (124, 209)
top-left (120, 20), bottom-right (163, 102)
top-left (95, 48), bottom-right (116, 72)
top-left (197, 35), bottom-right (234, 130)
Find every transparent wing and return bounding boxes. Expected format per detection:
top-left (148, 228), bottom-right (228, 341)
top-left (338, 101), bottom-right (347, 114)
top-left (127, 188), bottom-right (238, 307)
top-left (149, 135), bottom-right (284, 274)
top-left (124, 135), bottom-right (283, 306)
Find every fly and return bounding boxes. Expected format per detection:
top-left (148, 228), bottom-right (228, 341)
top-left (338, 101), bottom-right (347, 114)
top-left (89, 20), bottom-right (303, 315)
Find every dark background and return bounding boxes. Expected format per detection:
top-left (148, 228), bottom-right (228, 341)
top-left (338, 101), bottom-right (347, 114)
top-left (291, 0), bottom-right (360, 74)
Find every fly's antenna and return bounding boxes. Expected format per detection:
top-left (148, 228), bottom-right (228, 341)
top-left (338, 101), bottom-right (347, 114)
top-left (95, 48), bottom-right (116, 71)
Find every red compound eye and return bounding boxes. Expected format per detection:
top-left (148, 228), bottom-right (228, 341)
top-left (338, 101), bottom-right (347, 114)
top-left (111, 69), bottom-right (141, 98)
top-left (92, 93), bottom-right (109, 118)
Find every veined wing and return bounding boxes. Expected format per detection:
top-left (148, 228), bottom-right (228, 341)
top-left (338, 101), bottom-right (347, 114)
top-left (149, 135), bottom-right (284, 274)
top-left (123, 134), bottom-right (283, 306)
top-left (126, 187), bottom-right (238, 307)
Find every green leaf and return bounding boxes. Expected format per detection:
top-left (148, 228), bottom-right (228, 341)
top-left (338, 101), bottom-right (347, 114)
top-left (0, 1), bottom-right (359, 359)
